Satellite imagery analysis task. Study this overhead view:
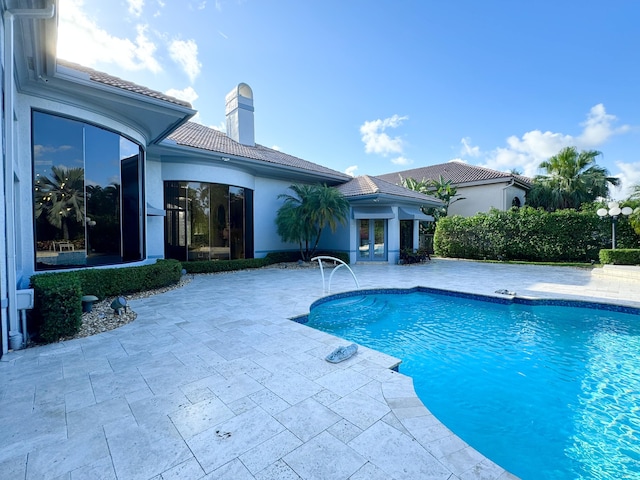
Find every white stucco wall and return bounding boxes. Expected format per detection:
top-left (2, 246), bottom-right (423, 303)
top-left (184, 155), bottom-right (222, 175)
top-left (448, 182), bottom-right (526, 217)
top-left (253, 178), bottom-right (352, 259)
top-left (1, 12), bottom-right (7, 351)
top-left (504, 184), bottom-right (526, 209)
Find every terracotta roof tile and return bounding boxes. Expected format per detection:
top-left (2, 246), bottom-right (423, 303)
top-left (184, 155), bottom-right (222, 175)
top-left (377, 161), bottom-right (532, 187)
top-left (57, 59), bottom-right (192, 108)
top-left (167, 122), bottom-right (351, 179)
top-left (337, 175), bottom-right (442, 205)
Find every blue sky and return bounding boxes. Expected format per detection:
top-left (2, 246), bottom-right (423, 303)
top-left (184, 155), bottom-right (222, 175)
top-left (58, 0), bottom-right (640, 198)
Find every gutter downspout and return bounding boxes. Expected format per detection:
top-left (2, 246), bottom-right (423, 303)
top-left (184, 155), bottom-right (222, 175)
top-left (2, 3), bottom-right (55, 353)
top-left (502, 178), bottom-right (515, 210)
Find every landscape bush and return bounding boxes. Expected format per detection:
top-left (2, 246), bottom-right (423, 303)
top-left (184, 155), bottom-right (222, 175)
top-left (599, 249), bottom-right (640, 265)
top-left (434, 207), bottom-right (640, 263)
top-left (181, 250), bottom-right (350, 274)
top-left (31, 273), bottom-right (83, 342)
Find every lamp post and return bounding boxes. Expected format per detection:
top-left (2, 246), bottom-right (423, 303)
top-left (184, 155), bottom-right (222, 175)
top-left (597, 202), bottom-right (633, 249)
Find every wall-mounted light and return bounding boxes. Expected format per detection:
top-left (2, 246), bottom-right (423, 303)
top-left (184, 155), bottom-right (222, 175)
top-left (221, 157), bottom-right (230, 162)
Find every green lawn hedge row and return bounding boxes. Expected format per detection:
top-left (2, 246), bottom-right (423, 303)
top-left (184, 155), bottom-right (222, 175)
top-left (599, 249), bottom-right (640, 265)
top-left (434, 207), bottom-right (640, 263)
top-left (180, 251), bottom-right (350, 274)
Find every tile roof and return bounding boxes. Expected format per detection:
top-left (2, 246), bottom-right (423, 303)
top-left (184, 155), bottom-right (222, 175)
top-left (377, 161), bottom-right (532, 187)
top-left (57, 59), bottom-right (193, 108)
top-left (337, 175), bottom-right (443, 205)
top-left (167, 122), bottom-right (352, 179)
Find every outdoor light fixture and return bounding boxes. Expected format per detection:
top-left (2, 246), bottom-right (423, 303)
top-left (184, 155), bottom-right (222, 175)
top-left (597, 202), bottom-right (633, 249)
top-left (110, 296), bottom-right (127, 315)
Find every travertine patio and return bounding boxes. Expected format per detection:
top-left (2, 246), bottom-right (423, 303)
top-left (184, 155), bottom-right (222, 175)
top-left (1, 259), bottom-right (638, 479)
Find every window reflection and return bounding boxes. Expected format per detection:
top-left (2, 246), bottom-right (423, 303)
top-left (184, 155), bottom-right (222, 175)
top-left (32, 111), bottom-right (144, 270)
top-left (164, 181), bottom-right (252, 261)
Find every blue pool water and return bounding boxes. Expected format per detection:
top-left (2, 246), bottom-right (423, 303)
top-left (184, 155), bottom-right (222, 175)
top-left (305, 288), bottom-right (640, 480)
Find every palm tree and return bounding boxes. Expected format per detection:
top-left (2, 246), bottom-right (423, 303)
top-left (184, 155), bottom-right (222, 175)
top-left (275, 184), bottom-right (349, 261)
top-left (528, 147), bottom-right (619, 211)
top-left (400, 174), bottom-right (464, 218)
top-left (626, 183), bottom-right (640, 235)
top-left (34, 166), bottom-right (85, 240)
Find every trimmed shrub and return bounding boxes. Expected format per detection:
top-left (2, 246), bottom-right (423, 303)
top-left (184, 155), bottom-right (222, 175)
top-left (599, 249), bottom-right (640, 265)
top-left (182, 258), bottom-right (270, 274)
top-left (31, 273), bottom-right (83, 342)
top-left (264, 250), bottom-right (350, 264)
top-left (72, 259), bottom-right (182, 299)
top-left (434, 207), bottom-right (640, 263)
top-left (181, 251), bottom-right (350, 274)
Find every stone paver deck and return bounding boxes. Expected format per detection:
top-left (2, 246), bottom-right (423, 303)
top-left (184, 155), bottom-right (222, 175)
top-left (1, 259), bottom-right (639, 479)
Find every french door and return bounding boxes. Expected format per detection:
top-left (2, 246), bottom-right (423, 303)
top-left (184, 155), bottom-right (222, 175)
top-left (358, 219), bottom-right (387, 261)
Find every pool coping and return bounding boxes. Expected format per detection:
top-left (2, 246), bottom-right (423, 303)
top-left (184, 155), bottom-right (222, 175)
top-left (298, 285), bottom-right (640, 320)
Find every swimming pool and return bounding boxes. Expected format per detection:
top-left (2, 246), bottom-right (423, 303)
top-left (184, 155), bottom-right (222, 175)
top-left (303, 287), bottom-right (640, 480)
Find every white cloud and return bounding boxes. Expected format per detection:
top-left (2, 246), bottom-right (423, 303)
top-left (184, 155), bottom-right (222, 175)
top-left (460, 137), bottom-right (480, 157)
top-left (165, 86), bottom-right (199, 104)
top-left (212, 121), bottom-right (226, 132)
top-left (482, 104), bottom-right (631, 178)
top-left (127, 0), bottom-right (144, 17)
top-left (391, 156), bottom-right (413, 166)
top-left (612, 161), bottom-right (640, 200)
top-left (58, 0), bottom-right (161, 73)
top-left (345, 165), bottom-right (358, 177)
top-left (168, 39), bottom-right (202, 83)
top-left (360, 114), bottom-right (408, 156)
top-left (578, 103), bottom-right (630, 147)
top-left (190, 1), bottom-right (207, 10)
top-left (271, 145), bottom-right (281, 151)
top-left (153, 0), bottom-right (165, 16)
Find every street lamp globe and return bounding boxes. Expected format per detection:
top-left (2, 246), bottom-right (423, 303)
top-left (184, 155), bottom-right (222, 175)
top-left (597, 201), bottom-right (633, 249)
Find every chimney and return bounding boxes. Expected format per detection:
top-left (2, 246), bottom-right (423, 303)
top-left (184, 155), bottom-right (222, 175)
top-left (225, 83), bottom-right (255, 146)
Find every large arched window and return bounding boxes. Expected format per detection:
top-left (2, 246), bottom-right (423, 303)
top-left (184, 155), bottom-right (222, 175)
top-left (32, 111), bottom-right (144, 270)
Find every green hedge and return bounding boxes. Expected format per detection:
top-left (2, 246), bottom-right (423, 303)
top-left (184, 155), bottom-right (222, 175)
top-left (182, 258), bottom-right (270, 274)
top-left (31, 273), bottom-right (83, 343)
top-left (599, 249), bottom-right (640, 265)
top-left (263, 250), bottom-right (350, 264)
top-left (181, 251), bottom-right (350, 274)
top-left (30, 259), bottom-right (182, 343)
top-left (434, 207), bottom-right (640, 263)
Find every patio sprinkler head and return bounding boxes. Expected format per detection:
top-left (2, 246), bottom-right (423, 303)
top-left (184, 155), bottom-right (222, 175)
top-left (110, 296), bottom-right (127, 315)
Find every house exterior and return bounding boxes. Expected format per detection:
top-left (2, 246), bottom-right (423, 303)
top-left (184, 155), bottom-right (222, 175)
top-left (0, 1), bottom-right (441, 355)
top-left (377, 161), bottom-right (532, 217)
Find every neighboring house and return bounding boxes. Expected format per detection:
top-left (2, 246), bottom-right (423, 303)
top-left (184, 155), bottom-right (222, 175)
top-left (377, 161), bottom-right (532, 217)
top-left (0, 2), bottom-right (441, 355)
